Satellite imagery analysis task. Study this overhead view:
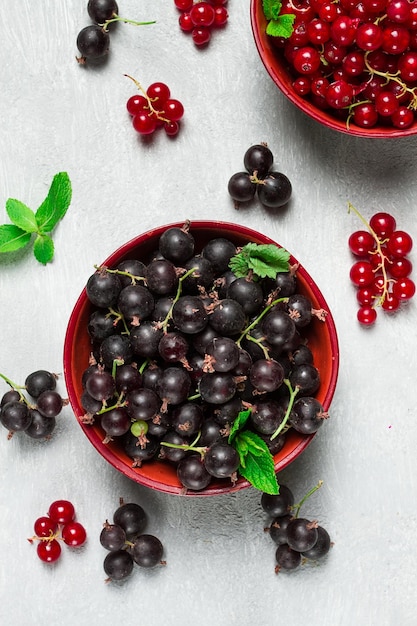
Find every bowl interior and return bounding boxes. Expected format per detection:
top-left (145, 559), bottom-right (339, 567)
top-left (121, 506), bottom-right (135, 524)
top-left (250, 0), bottom-right (417, 138)
top-left (63, 221), bottom-right (339, 496)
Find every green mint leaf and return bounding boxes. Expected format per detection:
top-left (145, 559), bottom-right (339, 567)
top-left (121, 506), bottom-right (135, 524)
top-left (236, 432), bottom-right (278, 494)
top-left (262, 0), bottom-right (281, 20)
top-left (35, 172), bottom-right (72, 233)
top-left (5, 199), bottom-right (38, 233)
top-left (266, 14), bottom-right (296, 38)
top-left (228, 408), bottom-right (252, 442)
top-left (0, 225), bottom-right (32, 253)
top-left (236, 431), bottom-right (265, 457)
top-left (229, 243), bottom-right (290, 280)
top-left (228, 253), bottom-right (250, 279)
top-left (33, 233), bottom-right (54, 264)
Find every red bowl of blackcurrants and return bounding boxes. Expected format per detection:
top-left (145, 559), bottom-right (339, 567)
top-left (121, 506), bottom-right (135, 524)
top-left (63, 221), bottom-right (339, 496)
top-left (250, 0), bottom-right (417, 137)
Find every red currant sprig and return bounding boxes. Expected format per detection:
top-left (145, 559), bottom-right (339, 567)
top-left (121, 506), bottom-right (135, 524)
top-left (348, 203), bottom-right (415, 325)
top-left (175, 0), bottom-right (229, 47)
top-left (125, 75), bottom-right (184, 137)
top-left (28, 500), bottom-right (87, 563)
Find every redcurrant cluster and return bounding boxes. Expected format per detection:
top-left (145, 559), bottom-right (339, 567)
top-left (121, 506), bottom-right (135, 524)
top-left (0, 369), bottom-right (67, 440)
top-left (76, 0), bottom-right (155, 64)
top-left (262, 481), bottom-right (332, 573)
top-left (100, 500), bottom-right (165, 582)
top-left (175, 0), bottom-right (229, 47)
top-left (28, 500), bottom-right (87, 563)
top-left (125, 75), bottom-right (185, 137)
top-left (228, 143), bottom-right (292, 209)
top-left (270, 0), bottom-right (417, 130)
top-left (348, 205), bottom-right (415, 325)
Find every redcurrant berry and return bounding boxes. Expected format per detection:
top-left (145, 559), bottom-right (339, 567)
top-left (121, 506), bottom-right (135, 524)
top-left (387, 230), bottom-right (413, 257)
top-left (392, 277), bottom-right (416, 300)
top-left (357, 305), bottom-right (377, 325)
top-left (350, 260), bottom-right (375, 286)
top-left (348, 230), bottom-right (375, 256)
top-left (369, 212), bottom-right (396, 238)
top-left (48, 500), bottom-right (75, 525)
top-left (37, 539), bottom-right (62, 563)
top-left (34, 516), bottom-right (58, 538)
top-left (62, 522), bottom-right (87, 547)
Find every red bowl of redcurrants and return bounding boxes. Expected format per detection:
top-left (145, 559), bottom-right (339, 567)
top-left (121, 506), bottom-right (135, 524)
top-left (251, 0), bottom-right (417, 137)
top-left (63, 221), bottom-right (339, 496)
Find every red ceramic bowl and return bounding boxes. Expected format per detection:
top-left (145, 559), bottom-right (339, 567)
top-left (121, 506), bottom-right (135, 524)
top-left (250, 0), bottom-right (417, 138)
top-left (63, 221), bottom-right (339, 496)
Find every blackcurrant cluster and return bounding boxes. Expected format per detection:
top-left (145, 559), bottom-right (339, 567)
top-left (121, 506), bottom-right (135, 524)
top-left (28, 500), bottom-right (87, 564)
top-left (175, 0), bottom-right (229, 47)
top-left (228, 144), bottom-right (293, 210)
top-left (100, 500), bottom-right (165, 582)
top-left (0, 370), bottom-right (67, 440)
top-left (125, 75), bottom-right (185, 137)
top-left (269, 0), bottom-right (417, 131)
top-left (262, 482), bottom-right (332, 573)
top-left (76, 0), bottom-right (155, 64)
top-left (348, 205), bottom-right (415, 325)
top-left (79, 222), bottom-right (330, 493)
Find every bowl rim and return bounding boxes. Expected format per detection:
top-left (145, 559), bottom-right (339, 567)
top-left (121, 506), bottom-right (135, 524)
top-left (250, 0), bottom-right (417, 139)
top-left (63, 220), bottom-right (340, 496)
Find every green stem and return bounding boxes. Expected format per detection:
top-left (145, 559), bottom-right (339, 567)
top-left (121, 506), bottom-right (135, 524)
top-left (160, 439), bottom-right (207, 458)
top-left (160, 267), bottom-right (198, 332)
top-left (102, 17), bottom-right (156, 32)
top-left (236, 296), bottom-right (288, 347)
top-left (270, 379), bottom-right (299, 440)
top-left (94, 264), bottom-right (146, 285)
top-left (0, 372), bottom-right (30, 405)
top-left (291, 480), bottom-right (323, 519)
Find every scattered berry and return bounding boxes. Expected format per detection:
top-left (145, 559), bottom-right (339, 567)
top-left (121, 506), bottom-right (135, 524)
top-left (101, 499), bottom-right (165, 581)
top-left (263, 481), bottom-right (332, 573)
top-left (29, 501), bottom-right (87, 563)
top-left (175, 0), bottom-right (229, 46)
top-left (125, 75), bottom-right (184, 138)
top-left (76, 1), bottom-right (155, 64)
top-left (228, 143), bottom-right (292, 209)
top-left (348, 203), bottom-right (414, 325)
top-left (0, 370), bottom-right (66, 440)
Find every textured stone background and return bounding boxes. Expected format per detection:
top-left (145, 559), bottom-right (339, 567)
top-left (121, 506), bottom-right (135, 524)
top-left (0, 1), bottom-right (416, 625)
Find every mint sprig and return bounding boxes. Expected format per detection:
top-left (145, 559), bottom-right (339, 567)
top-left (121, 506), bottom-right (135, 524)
top-left (262, 0), bottom-right (295, 39)
top-left (0, 172), bottom-right (72, 264)
top-left (229, 408), bottom-right (279, 495)
top-left (229, 242), bottom-right (290, 280)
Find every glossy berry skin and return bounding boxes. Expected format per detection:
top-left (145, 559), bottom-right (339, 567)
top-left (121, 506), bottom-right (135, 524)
top-left (203, 441), bottom-right (240, 478)
top-left (369, 212), bottom-right (396, 238)
top-left (349, 260), bottom-right (374, 287)
top-left (34, 516), bottom-right (57, 538)
top-left (275, 544), bottom-right (301, 571)
top-left (261, 485), bottom-right (294, 517)
top-left (190, 3), bottom-right (215, 27)
top-left (48, 500), bottom-right (75, 525)
top-left (25, 370), bottom-right (56, 398)
top-left (387, 230), bottom-right (413, 257)
top-left (392, 277), bottom-right (416, 300)
top-left (76, 25), bottom-right (110, 61)
top-left (228, 172), bottom-right (256, 203)
top-left (286, 517), bottom-right (318, 552)
top-left (348, 230), bottom-right (375, 256)
top-left (301, 525), bottom-right (331, 559)
top-left (132, 534), bottom-right (164, 567)
top-left (37, 539), bottom-right (61, 563)
top-left (62, 522), bottom-right (87, 547)
top-left (257, 172), bottom-right (292, 208)
top-left (104, 549), bottom-right (134, 581)
top-left (357, 305), bottom-right (377, 326)
top-left (243, 144), bottom-right (274, 177)
top-left (87, 0), bottom-right (118, 23)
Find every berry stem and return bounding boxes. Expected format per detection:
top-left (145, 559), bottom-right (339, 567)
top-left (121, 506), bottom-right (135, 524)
top-left (363, 52), bottom-right (417, 110)
top-left (159, 267), bottom-right (198, 333)
top-left (124, 74), bottom-right (171, 124)
top-left (102, 17), bottom-right (156, 32)
top-left (94, 264), bottom-right (146, 285)
top-left (236, 296), bottom-right (288, 348)
top-left (348, 202), bottom-right (391, 306)
top-left (0, 372), bottom-right (33, 406)
top-left (291, 480), bottom-right (323, 519)
top-left (270, 379), bottom-right (300, 440)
